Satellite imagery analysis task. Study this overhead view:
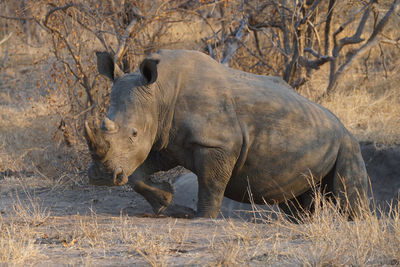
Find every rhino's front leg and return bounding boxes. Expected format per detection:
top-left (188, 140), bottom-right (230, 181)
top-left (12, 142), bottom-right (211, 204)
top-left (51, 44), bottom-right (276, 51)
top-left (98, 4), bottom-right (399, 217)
top-left (194, 147), bottom-right (234, 218)
top-left (128, 168), bottom-right (174, 215)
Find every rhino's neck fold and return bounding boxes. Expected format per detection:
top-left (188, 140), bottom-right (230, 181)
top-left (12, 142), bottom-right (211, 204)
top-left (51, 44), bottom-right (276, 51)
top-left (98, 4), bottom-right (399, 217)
top-left (152, 71), bottom-right (182, 151)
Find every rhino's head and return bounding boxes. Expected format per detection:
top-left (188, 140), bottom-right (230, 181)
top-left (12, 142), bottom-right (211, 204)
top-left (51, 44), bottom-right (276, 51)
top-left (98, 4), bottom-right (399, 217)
top-left (85, 52), bottom-right (160, 186)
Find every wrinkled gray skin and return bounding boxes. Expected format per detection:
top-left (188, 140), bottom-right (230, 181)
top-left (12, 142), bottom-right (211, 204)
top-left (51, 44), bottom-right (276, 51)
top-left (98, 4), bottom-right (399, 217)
top-left (85, 49), bottom-right (368, 218)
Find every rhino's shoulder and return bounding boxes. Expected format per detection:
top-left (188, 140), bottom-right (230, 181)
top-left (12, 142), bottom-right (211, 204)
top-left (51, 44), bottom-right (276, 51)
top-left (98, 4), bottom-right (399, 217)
top-left (232, 70), bottom-right (296, 94)
top-left (154, 49), bottom-right (218, 67)
top-left (157, 49), bottom-right (211, 59)
top-left (268, 76), bottom-right (294, 89)
top-left (255, 75), bottom-right (296, 93)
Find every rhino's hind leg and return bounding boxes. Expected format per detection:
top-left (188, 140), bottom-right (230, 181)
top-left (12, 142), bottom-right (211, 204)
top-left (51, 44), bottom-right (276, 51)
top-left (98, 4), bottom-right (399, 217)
top-left (278, 189), bottom-right (314, 222)
top-left (278, 168), bottom-right (337, 222)
top-left (333, 133), bottom-right (369, 218)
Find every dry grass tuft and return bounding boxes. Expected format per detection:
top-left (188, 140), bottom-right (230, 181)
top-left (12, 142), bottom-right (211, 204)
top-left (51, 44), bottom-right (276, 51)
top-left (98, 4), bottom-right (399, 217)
top-left (233, 183), bottom-right (400, 266)
top-left (78, 210), bottom-right (107, 249)
top-left (116, 216), bottom-right (178, 267)
top-left (11, 186), bottom-right (51, 227)
top-left (208, 238), bottom-right (245, 267)
top-left (0, 217), bottom-right (41, 264)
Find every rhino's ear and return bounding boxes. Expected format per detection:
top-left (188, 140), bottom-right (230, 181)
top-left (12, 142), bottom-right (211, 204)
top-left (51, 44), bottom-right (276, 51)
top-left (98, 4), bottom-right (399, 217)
top-left (140, 58), bottom-right (159, 85)
top-left (96, 51), bottom-right (124, 82)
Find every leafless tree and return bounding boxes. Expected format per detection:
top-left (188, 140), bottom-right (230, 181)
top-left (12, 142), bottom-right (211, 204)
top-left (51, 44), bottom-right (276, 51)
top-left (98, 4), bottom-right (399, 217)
top-left (203, 0), bottom-right (400, 95)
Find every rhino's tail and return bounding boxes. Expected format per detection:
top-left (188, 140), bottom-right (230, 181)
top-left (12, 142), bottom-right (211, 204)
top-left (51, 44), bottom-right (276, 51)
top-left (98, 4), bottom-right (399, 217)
top-left (333, 132), bottom-right (369, 218)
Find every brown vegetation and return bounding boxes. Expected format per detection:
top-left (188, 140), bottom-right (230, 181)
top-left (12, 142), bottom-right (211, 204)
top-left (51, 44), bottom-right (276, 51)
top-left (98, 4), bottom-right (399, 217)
top-left (1, 0), bottom-right (400, 265)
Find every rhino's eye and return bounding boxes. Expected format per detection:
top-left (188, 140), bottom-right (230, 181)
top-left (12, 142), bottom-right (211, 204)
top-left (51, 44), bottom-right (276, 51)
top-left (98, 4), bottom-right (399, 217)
top-left (132, 128), bottom-right (138, 137)
top-left (129, 128), bottom-right (138, 144)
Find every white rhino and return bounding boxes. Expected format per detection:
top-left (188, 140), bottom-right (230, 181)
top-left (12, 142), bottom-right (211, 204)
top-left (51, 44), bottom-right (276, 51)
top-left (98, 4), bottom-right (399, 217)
top-left (85, 49), bottom-right (368, 219)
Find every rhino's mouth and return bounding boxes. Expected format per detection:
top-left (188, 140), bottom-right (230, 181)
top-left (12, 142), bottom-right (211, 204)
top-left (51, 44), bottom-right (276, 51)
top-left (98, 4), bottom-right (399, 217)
top-left (113, 167), bottom-right (128, 186)
top-left (87, 163), bottom-right (128, 187)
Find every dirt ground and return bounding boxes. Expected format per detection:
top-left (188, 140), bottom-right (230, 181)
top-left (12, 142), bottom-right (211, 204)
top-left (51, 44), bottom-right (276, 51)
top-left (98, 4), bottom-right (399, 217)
top-left (0, 143), bottom-right (399, 266)
top-left (2, 143), bottom-right (398, 218)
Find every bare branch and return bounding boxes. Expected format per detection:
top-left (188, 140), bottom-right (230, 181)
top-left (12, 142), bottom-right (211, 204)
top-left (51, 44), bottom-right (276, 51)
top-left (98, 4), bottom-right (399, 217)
top-left (338, 0), bottom-right (399, 70)
top-left (300, 55), bottom-right (332, 70)
top-left (326, 0), bottom-right (400, 95)
top-left (304, 47), bottom-right (321, 58)
top-left (55, 5), bottom-right (110, 52)
top-left (207, 42), bottom-right (214, 59)
top-left (306, 19), bottom-right (321, 51)
top-left (280, 0), bottom-right (291, 56)
top-left (332, 0), bottom-right (375, 56)
top-left (296, 0), bottom-right (321, 28)
top-left (0, 14), bottom-right (34, 20)
top-left (338, 5), bottom-right (371, 45)
top-left (43, 3), bottom-right (94, 105)
top-left (380, 37), bottom-right (400, 46)
top-left (0, 32), bottom-right (12, 46)
top-left (379, 43), bottom-right (388, 78)
top-left (324, 0), bottom-right (335, 54)
top-left (44, 3), bottom-right (77, 26)
top-left (221, 18), bottom-right (248, 65)
top-left (303, 48), bottom-right (333, 68)
top-left (114, 17), bottom-right (139, 64)
top-left (262, 29), bottom-right (290, 58)
top-left (252, 29), bottom-right (263, 57)
top-left (238, 39), bottom-right (279, 75)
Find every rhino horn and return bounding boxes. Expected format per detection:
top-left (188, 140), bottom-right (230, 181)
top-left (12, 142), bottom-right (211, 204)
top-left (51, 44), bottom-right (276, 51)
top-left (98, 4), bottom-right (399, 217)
top-left (101, 117), bottom-right (119, 133)
top-left (84, 121), bottom-right (95, 145)
top-left (84, 120), bottom-right (110, 158)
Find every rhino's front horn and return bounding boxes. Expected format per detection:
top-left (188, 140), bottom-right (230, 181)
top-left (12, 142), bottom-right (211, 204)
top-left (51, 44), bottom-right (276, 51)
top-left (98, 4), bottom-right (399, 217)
top-left (84, 120), bottom-right (96, 145)
top-left (84, 120), bottom-right (110, 158)
top-left (101, 117), bottom-right (119, 133)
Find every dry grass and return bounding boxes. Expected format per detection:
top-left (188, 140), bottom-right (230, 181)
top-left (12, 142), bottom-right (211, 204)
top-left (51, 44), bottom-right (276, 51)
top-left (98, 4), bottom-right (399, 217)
top-left (320, 84), bottom-right (400, 145)
top-left (115, 216), bottom-right (190, 266)
top-left (213, 190), bottom-right (400, 266)
top-left (1, 178), bottom-right (400, 265)
top-left (0, 185), bottom-right (45, 264)
top-left (11, 187), bottom-right (51, 226)
top-left (298, 52), bottom-right (400, 145)
top-left (0, 217), bottom-right (41, 264)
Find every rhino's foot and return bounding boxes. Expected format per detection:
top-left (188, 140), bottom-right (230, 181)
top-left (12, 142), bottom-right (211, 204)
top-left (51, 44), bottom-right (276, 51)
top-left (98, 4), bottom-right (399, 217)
top-left (164, 204), bottom-right (195, 219)
top-left (135, 205), bottom-right (195, 219)
top-left (144, 186), bottom-right (174, 215)
top-left (278, 189), bottom-right (314, 223)
top-left (132, 180), bottom-right (174, 215)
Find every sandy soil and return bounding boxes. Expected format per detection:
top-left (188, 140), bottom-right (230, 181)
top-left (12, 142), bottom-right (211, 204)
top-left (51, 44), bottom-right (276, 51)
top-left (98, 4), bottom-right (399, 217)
top-left (0, 143), bottom-right (399, 266)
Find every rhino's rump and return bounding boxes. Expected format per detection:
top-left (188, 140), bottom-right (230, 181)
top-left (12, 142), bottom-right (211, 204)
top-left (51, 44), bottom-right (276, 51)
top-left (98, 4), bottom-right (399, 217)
top-left (222, 79), bottom-right (345, 203)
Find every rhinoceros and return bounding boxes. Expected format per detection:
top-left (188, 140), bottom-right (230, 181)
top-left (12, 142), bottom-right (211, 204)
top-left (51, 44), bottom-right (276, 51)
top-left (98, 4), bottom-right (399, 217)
top-left (85, 49), bottom-right (368, 218)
